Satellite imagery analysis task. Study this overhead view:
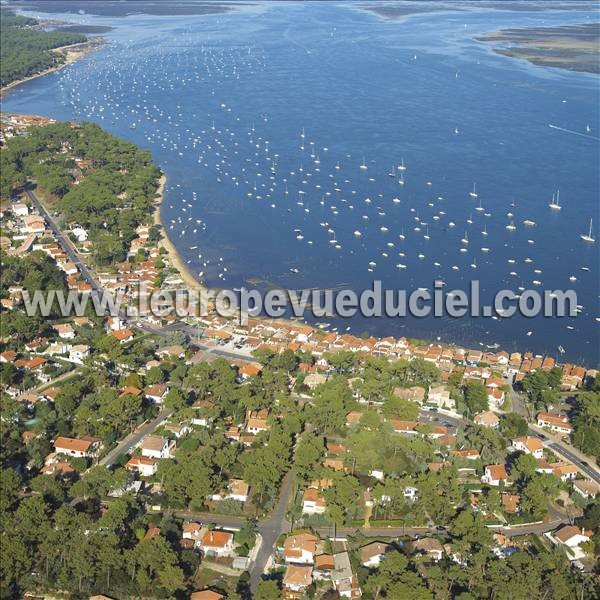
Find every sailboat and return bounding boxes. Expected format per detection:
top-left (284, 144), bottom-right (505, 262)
top-left (388, 165), bottom-right (396, 177)
top-left (548, 190), bottom-right (561, 211)
top-left (360, 157), bottom-right (368, 170)
top-left (469, 183), bottom-right (478, 198)
top-left (580, 218), bottom-right (595, 243)
top-left (398, 157), bottom-right (406, 171)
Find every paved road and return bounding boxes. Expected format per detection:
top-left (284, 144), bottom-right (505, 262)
top-left (316, 518), bottom-right (566, 539)
top-left (27, 188), bottom-right (103, 294)
top-left (547, 442), bottom-right (600, 485)
top-left (99, 407), bottom-right (173, 467)
top-left (250, 471), bottom-right (295, 592)
top-left (153, 509), bottom-right (246, 531)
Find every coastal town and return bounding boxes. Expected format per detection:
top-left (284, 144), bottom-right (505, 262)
top-left (1, 112), bottom-right (599, 599)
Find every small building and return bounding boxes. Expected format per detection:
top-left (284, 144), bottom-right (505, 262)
top-left (427, 384), bottom-right (455, 410)
top-left (112, 328), bottom-right (134, 344)
top-left (331, 552), bottom-right (361, 598)
top-left (284, 533), bottom-right (318, 564)
top-left (302, 488), bottom-right (327, 514)
top-left (553, 525), bottom-right (591, 548)
top-left (140, 435), bottom-right (173, 459)
top-left (482, 464), bottom-right (509, 486)
top-left (211, 479), bottom-right (250, 503)
top-left (69, 344), bottom-right (90, 364)
top-left (513, 436), bottom-right (544, 459)
top-left (474, 411), bottom-right (500, 428)
top-left (412, 537), bottom-right (444, 562)
top-left (54, 436), bottom-right (102, 459)
top-left (283, 564), bottom-right (313, 594)
top-left (145, 384), bottom-right (168, 404)
top-left (572, 479), bottom-right (599, 499)
top-left (55, 323), bottom-right (75, 339)
top-left (201, 530), bottom-right (234, 557)
top-left (359, 541), bottom-right (393, 568)
top-left (125, 455), bottom-right (157, 477)
top-left (536, 412), bottom-right (573, 435)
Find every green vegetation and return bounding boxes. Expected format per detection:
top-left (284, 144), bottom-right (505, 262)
top-left (0, 9), bottom-right (86, 87)
top-left (573, 390), bottom-right (600, 460)
top-left (1, 121), bottom-right (161, 264)
top-left (517, 367), bottom-right (562, 410)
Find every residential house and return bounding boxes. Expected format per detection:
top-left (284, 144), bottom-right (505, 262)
top-left (201, 530), bottom-right (234, 557)
top-left (112, 329), bottom-right (134, 344)
top-left (302, 488), bottom-right (327, 514)
top-left (331, 552), bottom-right (361, 598)
top-left (283, 564), bottom-right (313, 594)
top-left (482, 464), bottom-right (509, 486)
top-left (314, 554), bottom-right (335, 580)
top-left (283, 533), bottom-right (318, 564)
top-left (572, 479), bottom-right (599, 500)
top-left (412, 538), bottom-right (444, 562)
top-left (140, 435), bottom-right (173, 459)
top-left (359, 542), bottom-right (393, 568)
top-left (125, 455), bottom-right (157, 477)
top-left (69, 344), bottom-right (90, 364)
top-left (163, 422), bottom-right (192, 438)
top-left (211, 479), bottom-right (250, 503)
top-left (553, 525), bottom-right (591, 548)
top-left (145, 384), bottom-right (169, 404)
top-left (513, 436), bottom-right (544, 459)
top-left (427, 384), bottom-right (455, 410)
top-left (182, 522), bottom-right (204, 543)
top-left (54, 436), bottom-right (102, 459)
top-left (390, 419), bottom-right (419, 435)
top-left (54, 323), bottom-right (75, 339)
top-left (474, 411), bottom-right (500, 429)
top-left (536, 412), bottom-right (573, 435)
top-left (246, 414), bottom-right (269, 435)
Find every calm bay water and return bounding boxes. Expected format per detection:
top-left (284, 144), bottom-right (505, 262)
top-left (4, 2), bottom-right (599, 364)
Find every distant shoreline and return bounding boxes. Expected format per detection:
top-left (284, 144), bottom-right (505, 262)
top-left (1, 38), bottom-right (104, 97)
top-left (478, 23), bottom-right (600, 75)
top-left (153, 174), bottom-right (205, 292)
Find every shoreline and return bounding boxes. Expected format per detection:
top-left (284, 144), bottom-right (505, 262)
top-left (153, 173), bottom-right (205, 292)
top-left (1, 38), bottom-right (104, 97)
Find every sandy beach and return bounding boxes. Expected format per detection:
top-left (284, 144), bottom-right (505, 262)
top-left (1, 38), bottom-right (104, 97)
top-left (153, 173), bottom-right (205, 291)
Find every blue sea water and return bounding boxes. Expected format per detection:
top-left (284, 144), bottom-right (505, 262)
top-left (4, 2), bottom-right (599, 364)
